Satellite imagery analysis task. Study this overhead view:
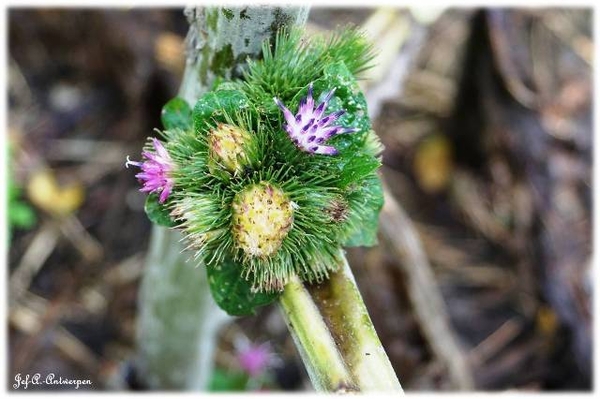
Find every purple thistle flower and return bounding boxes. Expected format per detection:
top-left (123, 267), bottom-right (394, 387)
top-left (125, 138), bottom-right (174, 203)
top-left (274, 83), bottom-right (359, 155)
top-left (237, 343), bottom-right (273, 377)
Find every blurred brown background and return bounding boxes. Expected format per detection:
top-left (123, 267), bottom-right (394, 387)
top-left (7, 7), bottom-right (592, 391)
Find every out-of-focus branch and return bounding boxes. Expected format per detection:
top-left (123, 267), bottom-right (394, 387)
top-left (379, 179), bottom-right (474, 390)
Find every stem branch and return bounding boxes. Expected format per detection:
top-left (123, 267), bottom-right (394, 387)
top-left (280, 251), bottom-right (403, 392)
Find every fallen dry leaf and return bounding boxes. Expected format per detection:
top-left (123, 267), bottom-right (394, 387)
top-left (27, 169), bottom-right (84, 217)
top-left (413, 133), bottom-right (453, 194)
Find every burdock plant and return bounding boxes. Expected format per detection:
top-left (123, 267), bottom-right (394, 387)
top-left (130, 8), bottom-right (402, 392)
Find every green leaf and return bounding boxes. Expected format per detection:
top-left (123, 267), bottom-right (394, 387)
top-left (209, 369), bottom-right (249, 391)
top-left (207, 255), bottom-right (280, 316)
top-left (214, 80), bottom-right (238, 91)
top-left (9, 202), bottom-right (37, 229)
top-left (8, 164), bottom-right (37, 231)
top-left (8, 176), bottom-right (21, 201)
top-left (311, 61), bottom-right (371, 152)
top-left (308, 61), bottom-right (384, 247)
top-left (193, 90), bottom-right (250, 134)
top-left (161, 97), bottom-right (192, 131)
top-left (344, 174), bottom-right (383, 247)
top-left (144, 194), bottom-right (176, 227)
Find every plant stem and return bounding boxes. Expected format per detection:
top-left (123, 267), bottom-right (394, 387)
top-left (136, 226), bottom-right (229, 389)
top-left (279, 274), bottom-right (355, 392)
top-left (280, 251), bottom-right (404, 392)
top-left (179, 6), bottom-right (310, 103)
top-left (135, 6), bottom-right (309, 390)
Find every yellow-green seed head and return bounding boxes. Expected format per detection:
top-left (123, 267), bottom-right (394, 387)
top-left (232, 182), bottom-right (294, 258)
top-left (208, 123), bottom-right (252, 175)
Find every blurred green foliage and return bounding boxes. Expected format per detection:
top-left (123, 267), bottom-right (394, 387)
top-left (7, 148), bottom-right (36, 241)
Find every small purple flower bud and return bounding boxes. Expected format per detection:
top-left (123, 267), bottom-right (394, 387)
top-left (273, 83), bottom-right (358, 155)
top-left (126, 138), bottom-right (174, 203)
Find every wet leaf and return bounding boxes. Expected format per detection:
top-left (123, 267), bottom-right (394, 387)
top-left (193, 90), bottom-right (250, 134)
top-left (144, 194), bottom-right (176, 227)
top-left (344, 174), bottom-right (383, 247)
top-left (312, 61), bottom-right (372, 153)
top-left (207, 255), bottom-right (280, 316)
top-left (161, 97), bottom-right (192, 131)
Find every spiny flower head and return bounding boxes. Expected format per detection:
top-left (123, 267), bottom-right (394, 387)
top-left (273, 82), bottom-right (358, 155)
top-left (231, 182), bottom-right (295, 258)
top-left (130, 27), bottom-right (383, 313)
top-left (208, 123), bottom-right (253, 176)
top-left (126, 138), bottom-right (174, 203)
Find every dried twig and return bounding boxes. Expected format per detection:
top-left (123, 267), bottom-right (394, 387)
top-left (9, 221), bottom-right (60, 307)
top-left (468, 318), bottom-right (522, 367)
top-left (58, 215), bottom-right (104, 262)
top-left (379, 179), bottom-right (474, 390)
top-left (10, 294), bottom-right (99, 374)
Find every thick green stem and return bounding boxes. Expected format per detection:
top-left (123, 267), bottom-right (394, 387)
top-left (135, 6), bottom-right (309, 390)
top-left (279, 275), bottom-right (355, 392)
top-left (280, 251), bottom-right (404, 392)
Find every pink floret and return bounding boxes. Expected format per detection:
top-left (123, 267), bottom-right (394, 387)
top-left (274, 82), bottom-right (359, 155)
top-left (126, 138), bottom-right (174, 203)
top-left (237, 343), bottom-right (273, 377)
